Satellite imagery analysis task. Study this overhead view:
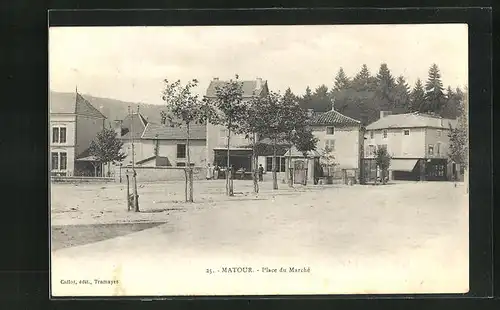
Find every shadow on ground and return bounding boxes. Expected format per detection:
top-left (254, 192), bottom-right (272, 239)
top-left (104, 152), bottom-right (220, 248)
top-left (51, 222), bottom-right (166, 251)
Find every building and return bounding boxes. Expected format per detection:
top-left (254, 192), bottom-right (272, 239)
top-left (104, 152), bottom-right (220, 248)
top-left (114, 112), bottom-right (207, 168)
top-left (308, 105), bottom-right (363, 180)
top-left (205, 77), bottom-right (269, 171)
top-left (363, 111), bottom-right (458, 182)
top-left (49, 91), bottom-right (107, 176)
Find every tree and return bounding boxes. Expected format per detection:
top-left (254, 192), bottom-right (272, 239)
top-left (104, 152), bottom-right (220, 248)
top-left (373, 146), bottom-right (391, 185)
top-left (375, 63), bottom-right (396, 111)
top-left (89, 127), bottom-right (127, 178)
top-left (448, 88), bottom-right (468, 185)
top-left (299, 86), bottom-right (313, 109)
top-left (204, 75), bottom-right (246, 196)
top-left (161, 78), bottom-right (211, 202)
top-left (333, 67), bottom-right (351, 91)
top-left (292, 126), bottom-right (319, 185)
top-left (423, 63), bottom-right (446, 114)
top-left (250, 90), bottom-right (302, 190)
top-left (393, 76), bottom-right (411, 113)
top-left (319, 146), bottom-right (337, 179)
top-left (440, 86), bottom-right (464, 119)
top-left (352, 64), bottom-right (377, 92)
top-left (410, 78), bottom-right (425, 112)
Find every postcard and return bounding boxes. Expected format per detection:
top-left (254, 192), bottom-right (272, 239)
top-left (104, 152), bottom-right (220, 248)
top-left (49, 24), bottom-right (469, 296)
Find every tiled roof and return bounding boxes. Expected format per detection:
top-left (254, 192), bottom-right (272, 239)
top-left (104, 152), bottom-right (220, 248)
top-left (50, 91), bottom-right (106, 119)
top-left (366, 113), bottom-right (458, 130)
top-left (136, 156), bottom-right (172, 166)
top-left (205, 79), bottom-right (267, 98)
top-left (141, 122), bottom-right (206, 140)
top-left (283, 146), bottom-right (321, 158)
top-left (120, 113), bottom-right (148, 140)
top-left (309, 109), bottom-right (361, 126)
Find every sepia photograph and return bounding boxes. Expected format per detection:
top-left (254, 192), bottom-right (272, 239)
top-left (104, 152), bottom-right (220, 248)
top-left (49, 24), bottom-right (469, 296)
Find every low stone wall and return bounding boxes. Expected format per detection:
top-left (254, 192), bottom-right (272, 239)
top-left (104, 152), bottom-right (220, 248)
top-left (120, 166), bottom-right (208, 183)
top-left (51, 176), bottom-right (115, 183)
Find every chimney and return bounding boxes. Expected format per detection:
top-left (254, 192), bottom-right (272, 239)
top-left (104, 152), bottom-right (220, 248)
top-left (379, 111), bottom-right (392, 119)
top-left (331, 97), bottom-right (336, 111)
top-left (256, 77), bottom-right (262, 89)
top-left (113, 120), bottom-right (123, 138)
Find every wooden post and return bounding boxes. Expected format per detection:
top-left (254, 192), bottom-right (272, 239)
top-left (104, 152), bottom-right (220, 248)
top-left (126, 173), bottom-right (130, 211)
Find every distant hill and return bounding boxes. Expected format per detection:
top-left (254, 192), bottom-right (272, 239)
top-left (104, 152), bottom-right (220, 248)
top-left (50, 91), bottom-right (165, 127)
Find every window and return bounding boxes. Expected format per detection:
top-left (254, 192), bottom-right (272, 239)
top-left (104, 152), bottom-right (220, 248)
top-left (60, 128), bottom-right (67, 143)
top-left (280, 157), bottom-right (286, 172)
top-left (51, 152), bottom-right (59, 170)
top-left (437, 130), bottom-right (442, 137)
top-left (326, 126), bottom-right (335, 135)
top-left (52, 128), bottom-right (59, 143)
top-left (176, 144), bottom-right (186, 158)
top-left (370, 131), bottom-right (374, 139)
top-left (403, 129), bottom-right (410, 136)
top-left (52, 127), bottom-right (67, 143)
top-left (383, 130), bottom-right (388, 139)
top-left (176, 162), bottom-right (186, 167)
top-left (365, 145), bottom-right (373, 157)
top-left (59, 152), bottom-right (67, 170)
top-left (436, 143), bottom-right (441, 156)
top-left (369, 145), bottom-right (376, 156)
top-left (266, 157), bottom-right (286, 172)
top-left (266, 157), bottom-right (273, 172)
top-left (325, 139), bottom-right (335, 151)
top-left (428, 145), bottom-right (434, 156)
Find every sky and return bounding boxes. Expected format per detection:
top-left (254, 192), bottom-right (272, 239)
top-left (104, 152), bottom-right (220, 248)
top-left (49, 24), bottom-right (468, 105)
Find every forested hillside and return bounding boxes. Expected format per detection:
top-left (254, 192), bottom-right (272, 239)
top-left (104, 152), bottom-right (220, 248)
top-left (294, 63), bottom-right (465, 126)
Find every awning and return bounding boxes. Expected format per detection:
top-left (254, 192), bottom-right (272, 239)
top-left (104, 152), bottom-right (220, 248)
top-left (75, 155), bottom-right (99, 162)
top-left (390, 159), bottom-right (418, 172)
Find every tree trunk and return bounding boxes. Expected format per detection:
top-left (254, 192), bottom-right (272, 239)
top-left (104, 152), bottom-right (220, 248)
top-left (184, 168), bottom-right (188, 202)
top-left (226, 126), bottom-right (233, 196)
top-left (288, 145), bottom-right (293, 187)
top-left (126, 174), bottom-right (130, 211)
top-left (272, 137), bottom-right (278, 190)
top-left (252, 133), bottom-right (259, 194)
top-left (133, 170), bottom-right (139, 212)
top-left (303, 156), bottom-right (308, 185)
top-left (186, 123), bottom-right (194, 202)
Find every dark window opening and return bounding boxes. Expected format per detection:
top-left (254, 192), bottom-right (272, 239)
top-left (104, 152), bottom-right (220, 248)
top-left (52, 128), bottom-right (59, 143)
top-left (51, 152), bottom-right (59, 170)
top-left (176, 144), bottom-right (186, 158)
top-left (60, 128), bottom-right (67, 143)
top-left (60, 152), bottom-right (67, 170)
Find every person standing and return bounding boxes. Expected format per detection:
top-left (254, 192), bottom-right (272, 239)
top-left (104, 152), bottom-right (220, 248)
top-left (206, 163), bottom-right (213, 180)
top-left (213, 164), bottom-right (219, 180)
top-left (258, 164), bottom-right (264, 182)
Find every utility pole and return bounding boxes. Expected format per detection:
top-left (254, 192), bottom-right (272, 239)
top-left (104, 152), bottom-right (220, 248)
top-left (129, 106), bottom-right (139, 212)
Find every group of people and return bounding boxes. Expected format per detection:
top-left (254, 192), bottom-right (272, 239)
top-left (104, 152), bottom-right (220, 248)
top-left (206, 163), bottom-right (265, 181)
top-left (205, 163), bottom-right (220, 180)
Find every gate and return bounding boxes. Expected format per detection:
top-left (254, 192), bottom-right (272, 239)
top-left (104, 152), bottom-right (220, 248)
top-left (294, 160), bottom-right (307, 184)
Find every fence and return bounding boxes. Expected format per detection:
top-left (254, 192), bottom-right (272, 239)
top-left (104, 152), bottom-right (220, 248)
top-left (117, 166), bottom-right (208, 183)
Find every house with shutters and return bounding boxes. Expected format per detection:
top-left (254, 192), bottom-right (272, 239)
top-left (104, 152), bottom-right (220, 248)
top-left (113, 112), bottom-right (207, 168)
top-left (298, 106), bottom-right (363, 183)
top-left (49, 90), bottom-right (107, 176)
top-left (205, 77), bottom-right (269, 172)
top-left (363, 111), bottom-right (459, 182)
